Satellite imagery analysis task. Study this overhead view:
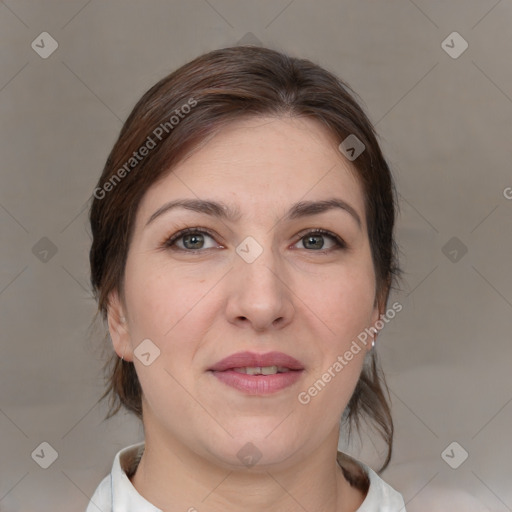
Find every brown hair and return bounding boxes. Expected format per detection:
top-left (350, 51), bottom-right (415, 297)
top-left (89, 45), bottom-right (401, 474)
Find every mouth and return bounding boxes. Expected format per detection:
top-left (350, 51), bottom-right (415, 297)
top-left (208, 351), bottom-right (304, 395)
top-left (209, 351), bottom-right (304, 372)
top-left (230, 366), bottom-right (293, 375)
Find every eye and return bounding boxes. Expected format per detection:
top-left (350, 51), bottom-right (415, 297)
top-left (161, 227), bottom-right (221, 252)
top-left (160, 227), bottom-right (346, 254)
top-left (294, 229), bottom-right (346, 252)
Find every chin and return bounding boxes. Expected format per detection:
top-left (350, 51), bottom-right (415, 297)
top-left (200, 427), bottom-right (305, 471)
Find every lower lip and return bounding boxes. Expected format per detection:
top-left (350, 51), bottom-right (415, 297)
top-left (210, 370), bottom-right (303, 395)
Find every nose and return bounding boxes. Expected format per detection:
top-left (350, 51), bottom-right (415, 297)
top-left (224, 243), bottom-right (295, 332)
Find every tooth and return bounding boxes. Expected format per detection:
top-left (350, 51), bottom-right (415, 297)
top-left (245, 367), bottom-right (261, 375)
top-left (231, 366), bottom-right (283, 375)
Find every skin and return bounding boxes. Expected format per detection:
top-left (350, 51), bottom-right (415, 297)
top-left (107, 116), bottom-right (382, 512)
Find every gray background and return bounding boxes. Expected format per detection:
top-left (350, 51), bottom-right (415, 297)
top-left (1, 1), bottom-right (511, 511)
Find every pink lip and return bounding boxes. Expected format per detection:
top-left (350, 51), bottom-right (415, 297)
top-left (208, 351), bottom-right (304, 395)
top-left (209, 351), bottom-right (304, 372)
top-left (212, 370), bottom-right (303, 394)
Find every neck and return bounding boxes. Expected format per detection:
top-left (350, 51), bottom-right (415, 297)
top-left (130, 422), bottom-right (365, 512)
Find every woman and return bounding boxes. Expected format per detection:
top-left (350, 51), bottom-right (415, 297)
top-left (87, 45), bottom-right (405, 511)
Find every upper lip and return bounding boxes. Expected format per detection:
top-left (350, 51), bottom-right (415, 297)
top-left (209, 351), bottom-right (304, 372)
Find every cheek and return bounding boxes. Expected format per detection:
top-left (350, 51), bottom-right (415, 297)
top-left (304, 262), bottom-right (377, 344)
top-left (124, 257), bottom-right (214, 340)
top-left (124, 263), bottom-right (212, 418)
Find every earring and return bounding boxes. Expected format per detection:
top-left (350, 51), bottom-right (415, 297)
top-left (371, 339), bottom-right (375, 348)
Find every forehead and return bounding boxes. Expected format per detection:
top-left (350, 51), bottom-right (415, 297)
top-left (137, 116), bottom-right (366, 227)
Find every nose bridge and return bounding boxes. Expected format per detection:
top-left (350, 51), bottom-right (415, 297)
top-left (235, 234), bottom-right (283, 293)
top-left (226, 233), bottom-right (294, 330)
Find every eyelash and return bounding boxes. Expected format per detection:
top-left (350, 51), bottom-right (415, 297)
top-left (160, 226), bottom-right (347, 254)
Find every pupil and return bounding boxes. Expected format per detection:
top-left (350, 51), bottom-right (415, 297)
top-left (305, 235), bottom-right (323, 250)
top-left (184, 233), bottom-right (203, 249)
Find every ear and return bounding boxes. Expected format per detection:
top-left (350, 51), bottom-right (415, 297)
top-left (368, 295), bottom-right (381, 350)
top-left (106, 289), bottom-right (134, 362)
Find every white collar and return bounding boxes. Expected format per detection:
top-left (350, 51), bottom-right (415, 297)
top-left (93, 442), bottom-right (405, 511)
top-left (111, 442), bottom-right (161, 511)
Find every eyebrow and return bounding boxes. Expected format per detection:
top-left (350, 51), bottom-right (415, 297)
top-left (145, 197), bottom-right (362, 229)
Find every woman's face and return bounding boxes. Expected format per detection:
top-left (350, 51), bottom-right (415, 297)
top-left (109, 116), bottom-right (380, 469)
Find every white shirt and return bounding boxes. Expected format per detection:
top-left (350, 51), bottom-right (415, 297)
top-left (86, 442), bottom-right (407, 512)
